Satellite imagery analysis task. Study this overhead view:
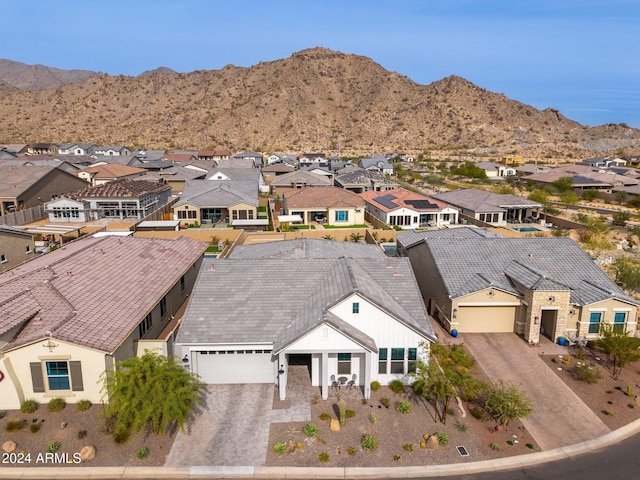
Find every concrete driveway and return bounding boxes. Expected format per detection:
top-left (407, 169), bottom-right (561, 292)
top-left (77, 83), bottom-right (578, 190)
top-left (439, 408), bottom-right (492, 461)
top-left (462, 333), bottom-right (610, 450)
top-left (165, 367), bottom-right (314, 467)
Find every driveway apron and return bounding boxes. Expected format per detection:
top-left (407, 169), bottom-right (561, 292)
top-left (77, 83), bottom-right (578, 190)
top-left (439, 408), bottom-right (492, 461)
top-left (462, 333), bottom-right (610, 450)
top-left (165, 366), bottom-right (314, 466)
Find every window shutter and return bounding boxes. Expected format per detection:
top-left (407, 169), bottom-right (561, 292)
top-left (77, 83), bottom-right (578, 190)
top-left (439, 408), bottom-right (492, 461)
top-left (70, 361), bottom-right (84, 391)
top-left (30, 362), bottom-right (45, 393)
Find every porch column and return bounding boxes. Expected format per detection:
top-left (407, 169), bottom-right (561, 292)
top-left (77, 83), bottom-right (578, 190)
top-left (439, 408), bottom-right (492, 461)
top-left (278, 352), bottom-right (287, 401)
top-left (321, 351), bottom-right (329, 400)
top-left (363, 351), bottom-right (372, 399)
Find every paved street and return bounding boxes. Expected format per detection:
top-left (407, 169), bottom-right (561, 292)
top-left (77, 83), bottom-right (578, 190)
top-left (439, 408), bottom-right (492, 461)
top-left (462, 332), bottom-right (610, 450)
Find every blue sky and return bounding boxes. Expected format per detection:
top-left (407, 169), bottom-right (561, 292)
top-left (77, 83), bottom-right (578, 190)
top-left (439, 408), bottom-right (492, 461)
top-left (2, 0), bottom-right (639, 127)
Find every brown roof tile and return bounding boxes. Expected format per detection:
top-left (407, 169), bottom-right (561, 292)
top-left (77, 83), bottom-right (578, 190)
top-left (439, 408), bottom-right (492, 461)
top-left (284, 186), bottom-right (365, 209)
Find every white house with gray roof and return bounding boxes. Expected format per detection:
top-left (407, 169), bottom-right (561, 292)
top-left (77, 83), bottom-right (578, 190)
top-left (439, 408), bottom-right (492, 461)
top-left (400, 234), bottom-right (638, 345)
top-left (175, 251), bottom-right (435, 401)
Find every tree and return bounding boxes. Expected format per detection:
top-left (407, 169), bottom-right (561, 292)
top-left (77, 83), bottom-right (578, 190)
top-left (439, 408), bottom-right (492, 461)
top-left (551, 176), bottom-right (574, 193)
top-left (101, 352), bottom-right (206, 439)
top-left (614, 190), bottom-right (629, 206)
top-left (528, 189), bottom-right (550, 206)
top-left (349, 232), bottom-right (363, 242)
top-left (592, 324), bottom-right (640, 379)
top-left (613, 256), bottom-right (640, 293)
top-left (581, 189), bottom-right (599, 201)
top-left (484, 381), bottom-right (533, 426)
top-left (559, 190), bottom-right (579, 212)
top-left (612, 210), bottom-right (630, 226)
top-left (451, 162), bottom-right (487, 180)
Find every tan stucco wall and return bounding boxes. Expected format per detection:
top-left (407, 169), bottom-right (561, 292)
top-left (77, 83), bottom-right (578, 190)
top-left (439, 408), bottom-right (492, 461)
top-left (0, 231), bottom-right (35, 272)
top-left (574, 298), bottom-right (638, 339)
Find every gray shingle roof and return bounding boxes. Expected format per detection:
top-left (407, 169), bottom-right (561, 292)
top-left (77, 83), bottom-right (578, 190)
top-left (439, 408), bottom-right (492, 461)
top-left (229, 239), bottom-right (385, 259)
top-left (396, 227), bottom-right (504, 250)
top-left (176, 256), bottom-right (434, 348)
top-left (420, 237), bottom-right (638, 306)
top-left (174, 180), bottom-right (257, 208)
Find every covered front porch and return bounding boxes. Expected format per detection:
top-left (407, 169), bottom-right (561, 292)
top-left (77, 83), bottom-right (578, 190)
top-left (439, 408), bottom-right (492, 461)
top-left (276, 349), bottom-right (372, 402)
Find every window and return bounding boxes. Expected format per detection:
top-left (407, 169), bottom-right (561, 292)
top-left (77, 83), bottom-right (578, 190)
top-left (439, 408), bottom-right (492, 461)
top-left (352, 302), bottom-right (359, 314)
top-left (337, 353), bottom-right (351, 375)
top-left (408, 348), bottom-right (417, 373)
top-left (26, 244), bottom-right (32, 254)
top-left (613, 312), bottom-right (626, 332)
top-left (378, 348), bottom-right (387, 374)
top-left (0, 254), bottom-right (6, 263)
top-left (589, 312), bottom-right (602, 334)
top-left (493, 213), bottom-right (500, 222)
top-left (160, 296), bottom-right (167, 317)
top-left (138, 312), bottom-right (152, 337)
top-left (180, 275), bottom-right (185, 292)
top-left (46, 361), bottom-right (70, 390)
top-left (391, 348), bottom-right (405, 374)
top-left (177, 210), bottom-right (197, 219)
top-left (335, 210), bottom-right (348, 222)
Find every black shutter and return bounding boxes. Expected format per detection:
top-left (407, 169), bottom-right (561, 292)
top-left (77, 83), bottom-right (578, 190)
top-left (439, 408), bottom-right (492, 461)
top-left (70, 361), bottom-right (84, 391)
top-left (30, 362), bottom-right (45, 393)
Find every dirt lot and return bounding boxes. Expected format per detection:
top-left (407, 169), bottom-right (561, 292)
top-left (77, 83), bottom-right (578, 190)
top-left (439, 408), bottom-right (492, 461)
top-left (0, 401), bottom-right (175, 467)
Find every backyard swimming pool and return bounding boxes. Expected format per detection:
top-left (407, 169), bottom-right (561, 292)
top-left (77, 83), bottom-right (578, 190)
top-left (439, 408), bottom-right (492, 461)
top-left (513, 226), bottom-right (541, 232)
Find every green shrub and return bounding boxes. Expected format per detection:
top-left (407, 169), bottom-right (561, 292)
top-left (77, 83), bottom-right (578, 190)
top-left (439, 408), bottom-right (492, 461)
top-left (370, 381), bottom-right (381, 392)
top-left (46, 442), bottom-right (61, 453)
top-left (490, 442), bottom-right (500, 451)
top-left (339, 400), bottom-right (346, 427)
top-left (470, 406), bottom-right (485, 420)
top-left (319, 412), bottom-right (331, 421)
top-left (318, 452), bottom-right (330, 463)
top-left (395, 400), bottom-right (411, 413)
top-left (77, 430), bottom-right (87, 439)
top-left (402, 443), bottom-right (414, 452)
top-left (273, 442), bottom-right (286, 455)
top-left (347, 446), bottom-right (357, 455)
top-left (526, 443), bottom-right (535, 449)
top-left (437, 432), bottom-right (449, 446)
top-left (456, 422), bottom-right (468, 432)
top-left (484, 381), bottom-right (534, 425)
top-left (30, 423), bottom-right (41, 433)
top-left (361, 398), bottom-right (368, 405)
top-left (114, 426), bottom-right (131, 444)
top-left (346, 409), bottom-right (356, 418)
top-left (76, 399), bottom-right (92, 411)
top-left (47, 397), bottom-right (66, 412)
top-left (136, 447), bottom-right (150, 459)
top-left (393, 454), bottom-right (402, 461)
top-left (303, 423), bottom-right (318, 437)
top-left (361, 434), bottom-right (378, 451)
top-left (380, 397), bottom-right (391, 408)
top-left (5, 420), bottom-right (23, 432)
top-left (389, 380), bottom-right (404, 394)
top-left (20, 399), bottom-right (38, 414)
top-left (575, 364), bottom-right (602, 384)
top-left (369, 413), bottom-right (377, 424)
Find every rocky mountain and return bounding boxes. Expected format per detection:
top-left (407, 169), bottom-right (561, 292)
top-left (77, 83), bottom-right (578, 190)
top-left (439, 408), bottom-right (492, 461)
top-left (0, 59), bottom-right (101, 91)
top-left (1, 48), bottom-right (639, 160)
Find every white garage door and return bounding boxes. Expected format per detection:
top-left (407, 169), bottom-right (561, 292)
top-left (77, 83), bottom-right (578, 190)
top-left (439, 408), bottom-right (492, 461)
top-left (456, 306), bottom-right (516, 333)
top-left (194, 350), bottom-right (275, 384)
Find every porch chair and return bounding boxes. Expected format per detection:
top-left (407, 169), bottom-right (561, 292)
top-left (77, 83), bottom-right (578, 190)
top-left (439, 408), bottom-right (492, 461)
top-left (330, 374), bottom-right (339, 391)
top-left (347, 374), bottom-right (357, 390)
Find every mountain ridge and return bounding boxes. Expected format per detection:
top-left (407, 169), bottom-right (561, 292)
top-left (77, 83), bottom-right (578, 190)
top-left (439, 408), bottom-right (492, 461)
top-left (1, 48), bottom-right (639, 159)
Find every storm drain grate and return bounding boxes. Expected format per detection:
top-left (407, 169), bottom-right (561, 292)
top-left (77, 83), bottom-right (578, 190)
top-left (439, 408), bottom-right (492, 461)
top-left (456, 446), bottom-right (469, 456)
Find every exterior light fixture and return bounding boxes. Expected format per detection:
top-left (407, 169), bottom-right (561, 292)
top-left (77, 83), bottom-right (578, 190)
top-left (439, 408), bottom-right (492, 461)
top-left (452, 309), bottom-right (458, 319)
top-left (534, 316), bottom-right (540, 325)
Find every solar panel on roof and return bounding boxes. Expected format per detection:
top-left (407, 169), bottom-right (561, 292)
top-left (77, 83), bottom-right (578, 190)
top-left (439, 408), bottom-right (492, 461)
top-left (374, 194), bottom-right (398, 208)
top-left (405, 199), bottom-right (437, 209)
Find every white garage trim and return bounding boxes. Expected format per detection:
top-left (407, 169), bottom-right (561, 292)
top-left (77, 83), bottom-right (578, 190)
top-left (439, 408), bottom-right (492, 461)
top-left (457, 302), bottom-right (521, 307)
top-left (192, 348), bottom-right (275, 384)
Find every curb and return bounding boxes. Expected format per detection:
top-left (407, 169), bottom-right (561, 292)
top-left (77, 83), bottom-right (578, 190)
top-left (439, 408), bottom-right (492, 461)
top-left (2, 417), bottom-right (640, 479)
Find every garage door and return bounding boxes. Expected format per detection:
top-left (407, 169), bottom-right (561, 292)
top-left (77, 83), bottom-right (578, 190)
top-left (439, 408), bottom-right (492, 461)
top-left (194, 350), bottom-right (275, 384)
top-left (456, 306), bottom-right (516, 333)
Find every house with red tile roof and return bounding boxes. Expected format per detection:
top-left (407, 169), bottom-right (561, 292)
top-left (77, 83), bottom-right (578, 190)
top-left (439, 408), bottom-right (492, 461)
top-left (0, 235), bottom-right (207, 409)
top-left (283, 186), bottom-right (365, 226)
top-left (360, 187), bottom-right (459, 228)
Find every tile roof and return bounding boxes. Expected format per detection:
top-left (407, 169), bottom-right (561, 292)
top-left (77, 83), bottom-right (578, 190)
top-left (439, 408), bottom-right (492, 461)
top-left (270, 170), bottom-right (332, 187)
top-left (216, 158), bottom-right (256, 169)
top-left (284, 186), bottom-right (365, 209)
top-left (0, 224), bottom-right (34, 237)
top-left (229, 238), bottom-right (385, 259)
top-left (417, 237), bottom-right (638, 306)
top-left (0, 235), bottom-right (207, 353)
top-left (432, 189), bottom-right (542, 212)
top-left (80, 164), bottom-right (146, 178)
top-left (0, 166), bottom-right (60, 197)
top-left (176, 256), bottom-right (434, 348)
top-left (396, 226), bottom-right (505, 250)
top-left (174, 180), bottom-right (257, 208)
top-left (65, 178), bottom-right (170, 199)
top-left (207, 168), bottom-right (262, 182)
top-left (334, 167), bottom-right (396, 187)
top-left (360, 187), bottom-right (453, 213)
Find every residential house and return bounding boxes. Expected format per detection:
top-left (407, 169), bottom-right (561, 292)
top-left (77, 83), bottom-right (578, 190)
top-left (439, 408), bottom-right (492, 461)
top-left (45, 179), bottom-right (172, 222)
top-left (0, 157), bottom-right (82, 175)
top-left (57, 144), bottom-right (97, 156)
top-left (525, 168), bottom-right (639, 192)
top-left (93, 145), bottom-right (132, 156)
top-left (28, 143), bottom-right (58, 155)
top-left (197, 150), bottom-right (216, 162)
top-left (360, 187), bottom-right (459, 229)
top-left (476, 162), bottom-right (516, 178)
top-left (77, 164), bottom-right (147, 185)
top-left (173, 180), bottom-right (263, 229)
top-left (162, 153), bottom-right (199, 164)
top-left (283, 186), bottom-right (365, 226)
top-left (432, 189), bottom-right (543, 226)
top-left (228, 238), bottom-right (386, 260)
top-left (232, 151), bottom-right (264, 167)
top-left (299, 153), bottom-right (328, 168)
top-left (0, 224), bottom-right (36, 272)
top-left (359, 155), bottom-right (394, 176)
top-left (211, 149), bottom-right (232, 163)
top-left (0, 166), bottom-right (89, 216)
top-left (398, 233), bottom-right (638, 345)
top-left (175, 243), bottom-right (435, 400)
top-left (579, 156), bottom-right (627, 168)
top-left (0, 235), bottom-right (207, 409)
top-left (270, 170), bottom-right (332, 196)
top-left (515, 164), bottom-right (551, 176)
top-left (157, 164), bottom-right (209, 194)
top-left (261, 163), bottom-right (295, 183)
top-left (216, 158), bottom-right (256, 169)
top-left (0, 144), bottom-right (29, 155)
top-left (334, 167), bottom-right (398, 193)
